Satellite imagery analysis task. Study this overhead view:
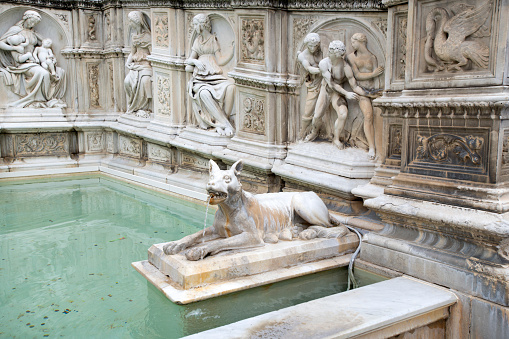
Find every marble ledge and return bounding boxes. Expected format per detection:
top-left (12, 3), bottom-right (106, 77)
top-left (364, 194), bottom-right (509, 239)
top-left (183, 276), bottom-right (457, 338)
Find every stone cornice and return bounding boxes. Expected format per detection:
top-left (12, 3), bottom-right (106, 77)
top-left (147, 55), bottom-right (186, 69)
top-left (374, 98), bottom-right (509, 118)
top-left (2, 0), bottom-right (384, 10)
top-left (228, 70), bottom-right (300, 91)
top-left (61, 47), bottom-right (124, 58)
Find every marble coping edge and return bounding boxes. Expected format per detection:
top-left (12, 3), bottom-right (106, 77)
top-left (132, 254), bottom-right (351, 305)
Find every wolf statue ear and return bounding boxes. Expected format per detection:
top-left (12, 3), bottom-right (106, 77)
top-left (232, 159), bottom-right (243, 175)
top-left (209, 159), bottom-right (221, 173)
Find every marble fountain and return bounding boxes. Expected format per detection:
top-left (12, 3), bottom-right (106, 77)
top-left (1, 0), bottom-right (508, 337)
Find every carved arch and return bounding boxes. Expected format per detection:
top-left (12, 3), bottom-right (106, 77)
top-left (293, 16), bottom-right (386, 75)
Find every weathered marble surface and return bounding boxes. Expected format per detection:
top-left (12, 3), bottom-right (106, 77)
top-left (183, 277), bottom-right (457, 338)
top-left (133, 234), bottom-right (358, 304)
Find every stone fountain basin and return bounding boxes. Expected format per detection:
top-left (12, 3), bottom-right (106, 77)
top-left (132, 233), bottom-right (359, 304)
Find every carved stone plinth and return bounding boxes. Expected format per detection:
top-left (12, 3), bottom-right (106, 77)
top-left (363, 194), bottom-right (509, 306)
top-left (132, 234), bottom-right (358, 304)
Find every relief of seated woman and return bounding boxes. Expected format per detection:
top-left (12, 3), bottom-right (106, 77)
top-left (185, 14), bottom-right (235, 136)
top-left (0, 10), bottom-right (66, 108)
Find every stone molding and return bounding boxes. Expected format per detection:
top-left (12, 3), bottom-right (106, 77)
top-left (1, 0), bottom-right (384, 10)
top-left (375, 99), bottom-right (509, 118)
top-left (228, 70), bottom-right (300, 91)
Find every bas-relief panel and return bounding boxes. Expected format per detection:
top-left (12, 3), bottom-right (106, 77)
top-left (411, 0), bottom-right (497, 84)
top-left (154, 12), bottom-right (169, 49)
top-left (87, 63), bottom-right (101, 109)
top-left (388, 124), bottom-right (402, 160)
top-left (156, 73), bottom-right (171, 116)
top-left (501, 130), bottom-right (509, 180)
top-left (240, 17), bottom-right (264, 64)
top-left (393, 12), bottom-right (407, 82)
top-left (406, 126), bottom-right (489, 179)
top-left (118, 135), bottom-right (142, 158)
top-left (14, 133), bottom-right (68, 157)
top-left (86, 132), bottom-right (105, 153)
top-left (240, 92), bottom-right (266, 135)
top-left (148, 143), bottom-right (171, 162)
top-left (181, 153), bottom-right (209, 170)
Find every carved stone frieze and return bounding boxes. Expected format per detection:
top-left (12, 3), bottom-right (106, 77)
top-left (376, 100), bottom-right (507, 118)
top-left (154, 13), bottom-right (169, 48)
top-left (148, 144), bottom-right (171, 162)
top-left (15, 133), bottom-right (68, 157)
top-left (86, 132), bottom-right (105, 152)
top-left (157, 75), bottom-right (171, 116)
top-left (119, 135), bottom-right (142, 158)
top-left (388, 125), bottom-right (402, 160)
top-left (241, 95), bottom-right (266, 135)
top-left (415, 134), bottom-right (483, 166)
top-left (286, 0), bottom-right (384, 10)
top-left (181, 153), bottom-right (209, 169)
top-left (292, 16), bottom-right (318, 51)
top-left (241, 18), bottom-right (265, 63)
top-left (87, 63), bottom-right (101, 108)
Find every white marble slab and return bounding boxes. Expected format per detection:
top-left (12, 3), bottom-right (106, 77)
top-left (183, 276), bottom-right (457, 338)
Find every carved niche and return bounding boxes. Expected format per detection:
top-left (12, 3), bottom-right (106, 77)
top-left (154, 13), bottom-right (169, 48)
top-left (241, 18), bottom-right (265, 63)
top-left (241, 94), bottom-right (266, 135)
top-left (156, 74), bottom-right (171, 116)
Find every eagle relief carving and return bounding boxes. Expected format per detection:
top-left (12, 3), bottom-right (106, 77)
top-left (424, 0), bottom-right (492, 72)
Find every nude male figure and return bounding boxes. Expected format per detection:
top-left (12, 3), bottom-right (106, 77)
top-left (346, 33), bottom-right (384, 159)
top-left (297, 33), bottom-right (323, 139)
top-left (305, 40), bottom-right (367, 149)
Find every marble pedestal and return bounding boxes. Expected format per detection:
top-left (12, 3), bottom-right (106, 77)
top-left (133, 233), bottom-right (359, 304)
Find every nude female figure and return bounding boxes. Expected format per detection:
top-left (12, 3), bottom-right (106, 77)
top-left (346, 33), bottom-right (384, 159)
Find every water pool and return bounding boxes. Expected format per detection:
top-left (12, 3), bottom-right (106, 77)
top-left (0, 175), bottom-right (382, 338)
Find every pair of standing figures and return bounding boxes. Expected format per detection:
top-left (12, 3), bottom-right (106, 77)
top-left (298, 33), bottom-right (384, 159)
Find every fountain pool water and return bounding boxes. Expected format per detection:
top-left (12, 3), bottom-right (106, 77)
top-left (0, 175), bottom-right (384, 338)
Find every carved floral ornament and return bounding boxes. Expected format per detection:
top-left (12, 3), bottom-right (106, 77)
top-left (416, 133), bottom-right (483, 166)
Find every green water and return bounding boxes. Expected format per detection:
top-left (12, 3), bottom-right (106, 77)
top-left (0, 175), bottom-right (382, 338)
